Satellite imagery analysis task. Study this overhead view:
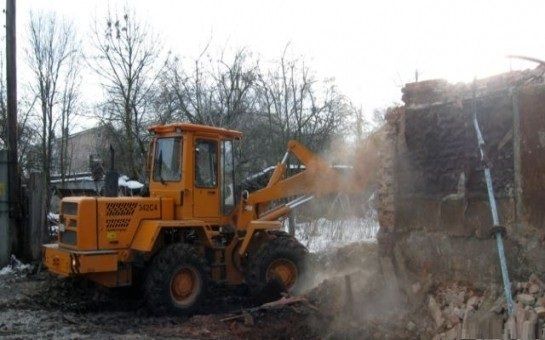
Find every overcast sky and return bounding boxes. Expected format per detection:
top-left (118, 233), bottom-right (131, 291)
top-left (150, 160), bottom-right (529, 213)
top-left (12, 0), bottom-right (545, 130)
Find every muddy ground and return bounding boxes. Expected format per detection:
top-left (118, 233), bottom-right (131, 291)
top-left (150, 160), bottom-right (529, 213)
top-left (0, 241), bottom-right (426, 339)
top-left (3, 266), bottom-right (317, 339)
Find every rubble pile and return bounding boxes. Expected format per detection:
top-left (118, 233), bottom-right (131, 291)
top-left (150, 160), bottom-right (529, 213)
top-left (427, 282), bottom-right (493, 340)
top-left (425, 274), bottom-right (545, 339)
top-left (505, 274), bottom-right (545, 339)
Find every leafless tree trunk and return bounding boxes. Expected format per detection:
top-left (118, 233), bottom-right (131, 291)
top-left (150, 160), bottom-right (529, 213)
top-left (59, 51), bottom-right (81, 184)
top-left (27, 12), bottom-right (78, 221)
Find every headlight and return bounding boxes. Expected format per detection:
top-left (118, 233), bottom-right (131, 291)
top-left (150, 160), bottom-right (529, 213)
top-left (70, 256), bottom-right (79, 273)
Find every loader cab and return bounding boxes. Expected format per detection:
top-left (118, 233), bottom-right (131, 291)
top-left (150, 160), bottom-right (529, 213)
top-left (147, 123), bottom-right (242, 223)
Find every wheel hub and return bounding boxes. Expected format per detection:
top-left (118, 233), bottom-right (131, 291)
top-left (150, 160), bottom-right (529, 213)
top-left (266, 259), bottom-right (298, 289)
top-left (170, 267), bottom-right (199, 304)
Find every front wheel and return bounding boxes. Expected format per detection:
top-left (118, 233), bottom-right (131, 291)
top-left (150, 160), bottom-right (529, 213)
top-left (246, 233), bottom-right (308, 300)
top-left (144, 243), bottom-right (209, 316)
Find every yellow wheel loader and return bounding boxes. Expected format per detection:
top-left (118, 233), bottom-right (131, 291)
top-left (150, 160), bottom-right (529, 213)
top-left (43, 123), bottom-right (368, 315)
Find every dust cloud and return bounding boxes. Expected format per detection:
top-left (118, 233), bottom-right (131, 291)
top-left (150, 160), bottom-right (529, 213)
top-left (285, 125), bottom-right (428, 338)
top-left (295, 241), bottom-right (420, 339)
top-left (291, 123), bottom-right (388, 252)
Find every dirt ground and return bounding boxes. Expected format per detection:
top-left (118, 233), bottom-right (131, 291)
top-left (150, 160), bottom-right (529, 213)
top-left (0, 241), bottom-right (414, 339)
top-left (0, 266), bottom-right (323, 339)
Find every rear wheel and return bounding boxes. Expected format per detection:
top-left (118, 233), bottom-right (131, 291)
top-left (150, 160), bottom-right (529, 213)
top-left (246, 233), bottom-right (308, 301)
top-left (144, 243), bottom-right (209, 316)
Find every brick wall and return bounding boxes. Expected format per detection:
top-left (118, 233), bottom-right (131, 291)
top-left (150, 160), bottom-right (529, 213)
top-left (381, 67), bottom-right (545, 282)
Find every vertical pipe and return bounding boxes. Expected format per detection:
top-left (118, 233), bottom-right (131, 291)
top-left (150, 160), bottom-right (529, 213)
top-left (472, 87), bottom-right (514, 315)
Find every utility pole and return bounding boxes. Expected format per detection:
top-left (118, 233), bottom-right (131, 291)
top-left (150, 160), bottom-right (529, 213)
top-left (6, 0), bottom-right (19, 253)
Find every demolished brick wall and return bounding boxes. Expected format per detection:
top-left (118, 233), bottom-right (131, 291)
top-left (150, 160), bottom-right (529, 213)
top-left (380, 67), bottom-right (545, 286)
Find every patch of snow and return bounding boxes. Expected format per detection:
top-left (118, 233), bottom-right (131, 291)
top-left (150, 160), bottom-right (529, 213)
top-left (0, 266), bottom-right (13, 275)
top-left (50, 224), bottom-right (59, 233)
top-left (293, 216), bottom-right (379, 253)
top-left (51, 176), bottom-right (94, 183)
top-left (118, 175), bottom-right (144, 190)
top-left (0, 255), bottom-right (33, 276)
top-left (47, 212), bottom-right (59, 221)
top-left (118, 175), bottom-right (129, 186)
top-left (126, 180), bottom-right (144, 190)
top-left (48, 212), bottom-right (60, 238)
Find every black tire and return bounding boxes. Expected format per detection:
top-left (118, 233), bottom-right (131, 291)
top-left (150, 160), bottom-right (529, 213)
top-left (144, 243), bottom-right (209, 316)
top-left (246, 233), bottom-right (308, 301)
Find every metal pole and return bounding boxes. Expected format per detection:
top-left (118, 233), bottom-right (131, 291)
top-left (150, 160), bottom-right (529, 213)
top-left (0, 151), bottom-right (10, 265)
top-left (471, 84), bottom-right (514, 315)
top-left (6, 0), bottom-right (19, 254)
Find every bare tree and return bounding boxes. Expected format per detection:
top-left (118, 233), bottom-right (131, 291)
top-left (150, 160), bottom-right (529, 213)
top-left (255, 46), bottom-right (349, 170)
top-left (351, 104), bottom-right (367, 142)
top-left (58, 52), bottom-right (81, 183)
top-left (27, 12), bottom-right (78, 218)
top-left (155, 45), bottom-right (349, 178)
top-left (158, 48), bottom-right (258, 127)
top-left (210, 49), bottom-right (259, 127)
top-left (90, 8), bottom-right (164, 179)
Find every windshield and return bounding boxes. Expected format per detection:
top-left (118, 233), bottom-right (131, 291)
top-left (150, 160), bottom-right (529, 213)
top-left (153, 137), bottom-right (182, 182)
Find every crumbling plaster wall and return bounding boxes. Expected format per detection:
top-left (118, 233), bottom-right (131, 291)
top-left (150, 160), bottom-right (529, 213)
top-left (380, 68), bottom-right (545, 286)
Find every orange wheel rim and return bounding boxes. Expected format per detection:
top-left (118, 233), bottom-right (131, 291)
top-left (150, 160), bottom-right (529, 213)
top-left (266, 259), bottom-right (298, 289)
top-left (170, 267), bottom-right (200, 305)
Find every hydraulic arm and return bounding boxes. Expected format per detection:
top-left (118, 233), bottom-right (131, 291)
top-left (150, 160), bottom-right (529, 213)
top-left (235, 140), bottom-right (370, 229)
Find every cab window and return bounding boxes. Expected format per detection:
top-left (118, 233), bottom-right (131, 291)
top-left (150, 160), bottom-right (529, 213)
top-left (221, 140), bottom-right (235, 214)
top-left (153, 137), bottom-right (182, 182)
top-left (195, 139), bottom-right (217, 188)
